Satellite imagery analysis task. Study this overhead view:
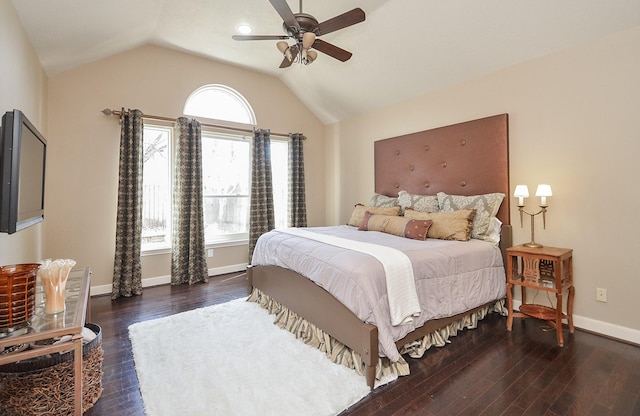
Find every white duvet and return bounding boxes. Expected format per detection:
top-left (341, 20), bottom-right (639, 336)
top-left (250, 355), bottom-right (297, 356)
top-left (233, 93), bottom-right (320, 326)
top-left (251, 225), bottom-right (506, 362)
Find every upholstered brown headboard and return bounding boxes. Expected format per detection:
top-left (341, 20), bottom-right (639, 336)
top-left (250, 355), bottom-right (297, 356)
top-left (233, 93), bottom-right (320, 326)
top-left (374, 114), bottom-right (510, 225)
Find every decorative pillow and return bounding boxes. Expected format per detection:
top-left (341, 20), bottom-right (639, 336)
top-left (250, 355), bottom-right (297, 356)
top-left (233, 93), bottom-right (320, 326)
top-left (359, 211), bottom-right (432, 241)
top-left (436, 192), bottom-right (505, 241)
top-left (367, 193), bottom-right (398, 208)
top-left (397, 190), bottom-right (439, 213)
top-left (347, 204), bottom-right (401, 227)
top-left (404, 208), bottom-right (476, 241)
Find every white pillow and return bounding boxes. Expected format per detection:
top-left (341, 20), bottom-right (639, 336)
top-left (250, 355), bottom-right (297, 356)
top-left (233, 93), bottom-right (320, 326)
top-left (484, 217), bottom-right (503, 245)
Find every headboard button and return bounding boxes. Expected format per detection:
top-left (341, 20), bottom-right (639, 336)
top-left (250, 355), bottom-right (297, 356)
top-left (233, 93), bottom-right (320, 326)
top-left (424, 145), bottom-right (430, 151)
top-left (441, 162), bottom-right (447, 168)
top-left (460, 139), bottom-right (467, 146)
top-left (424, 182), bottom-right (430, 188)
top-left (409, 165), bottom-right (415, 171)
top-left (394, 183), bottom-right (399, 188)
top-left (460, 180), bottom-right (467, 187)
top-left (395, 150), bottom-right (400, 156)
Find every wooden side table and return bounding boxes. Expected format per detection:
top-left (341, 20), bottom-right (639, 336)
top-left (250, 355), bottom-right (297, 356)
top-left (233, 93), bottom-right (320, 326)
top-left (506, 245), bottom-right (574, 346)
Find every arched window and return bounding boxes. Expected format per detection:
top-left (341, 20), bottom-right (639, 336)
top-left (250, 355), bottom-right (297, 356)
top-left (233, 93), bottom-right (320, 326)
top-left (183, 84), bottom-right (256, 125)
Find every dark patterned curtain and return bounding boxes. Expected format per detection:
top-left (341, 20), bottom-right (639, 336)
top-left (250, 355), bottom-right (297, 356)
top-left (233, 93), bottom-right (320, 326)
top-left (288, 133), bottom-right (307, 227)
top-left (248, 128), bottom-right (275, 261)
top-left (171, 117), bottom-right (209, 285)
top-left (112, 109), bottom-right (144, 299)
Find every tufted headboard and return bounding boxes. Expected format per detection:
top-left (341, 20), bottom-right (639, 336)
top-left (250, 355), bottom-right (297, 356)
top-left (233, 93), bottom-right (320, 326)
top-left (374, 114), bottom-right (510, 225)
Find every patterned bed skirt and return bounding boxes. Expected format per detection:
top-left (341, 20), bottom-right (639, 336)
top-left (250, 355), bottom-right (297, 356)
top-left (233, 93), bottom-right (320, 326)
top-left (248, 287), bottom-right (507, 382)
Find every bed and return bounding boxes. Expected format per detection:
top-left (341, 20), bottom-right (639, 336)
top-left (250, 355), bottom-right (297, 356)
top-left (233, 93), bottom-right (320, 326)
top-left (248, 113), bottom-right (511, 389)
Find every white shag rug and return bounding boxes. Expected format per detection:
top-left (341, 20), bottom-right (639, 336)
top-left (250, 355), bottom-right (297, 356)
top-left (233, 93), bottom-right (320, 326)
top-left (128, 298), bottom-right (393, 416)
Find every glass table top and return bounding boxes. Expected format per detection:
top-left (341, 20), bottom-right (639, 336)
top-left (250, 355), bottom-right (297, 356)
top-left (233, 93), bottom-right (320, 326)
top-left (0, 267), bottom-right (90, 344)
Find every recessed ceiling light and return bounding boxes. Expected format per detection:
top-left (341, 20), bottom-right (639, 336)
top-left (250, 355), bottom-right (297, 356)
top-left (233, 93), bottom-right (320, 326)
top-left (237, 24), bottom-right (252, 34)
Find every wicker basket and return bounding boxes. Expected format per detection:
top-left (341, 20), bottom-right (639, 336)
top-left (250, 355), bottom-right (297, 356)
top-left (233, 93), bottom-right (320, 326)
top-left (0, 263), bottom-right (40, 332)
top-left (0, 323), bottom-right (104, 415)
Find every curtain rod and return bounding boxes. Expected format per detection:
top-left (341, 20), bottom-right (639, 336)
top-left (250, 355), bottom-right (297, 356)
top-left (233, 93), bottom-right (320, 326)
top-left (101, 108), bottom-right (293, 139)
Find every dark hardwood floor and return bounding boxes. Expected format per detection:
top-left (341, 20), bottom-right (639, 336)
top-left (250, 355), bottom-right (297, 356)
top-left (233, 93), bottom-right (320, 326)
top-left (85, 273), bottom-right (640, 416)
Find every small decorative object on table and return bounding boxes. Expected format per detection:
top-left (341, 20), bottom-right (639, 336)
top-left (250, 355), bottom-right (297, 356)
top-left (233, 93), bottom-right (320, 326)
top-left (0, 263), bottom-right (41, 332)
top-left (38, 259), bottom-right (77, 314)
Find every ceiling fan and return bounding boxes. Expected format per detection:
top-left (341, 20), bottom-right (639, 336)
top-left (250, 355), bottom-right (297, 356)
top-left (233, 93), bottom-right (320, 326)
top-left (232, 0), bottom-right (365, 68)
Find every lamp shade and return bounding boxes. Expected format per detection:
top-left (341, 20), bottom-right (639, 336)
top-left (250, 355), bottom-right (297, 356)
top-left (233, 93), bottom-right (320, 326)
top-left (277, 41), bottom-right (289, 55)
top-left (302, 32), bottom-right (316, 49)
top-left (536, 184), bottom-right (552, 206)
top-left (514, 185), bottom-right (529, 198)
top-left (535, 184), bottom-right (552, 197)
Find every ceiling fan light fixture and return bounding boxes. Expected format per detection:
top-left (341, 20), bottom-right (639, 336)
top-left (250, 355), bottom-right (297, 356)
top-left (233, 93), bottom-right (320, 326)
top-left (304, 49), bottom-right (318, 65)
top-left (236, 0), bottom-right (365, 68)
top-left (277, 41), bottom-right (289, 55)
top-left (307, 49), bottom-right (318, 63)
top-left (302, 31), bottom-right (316, 49)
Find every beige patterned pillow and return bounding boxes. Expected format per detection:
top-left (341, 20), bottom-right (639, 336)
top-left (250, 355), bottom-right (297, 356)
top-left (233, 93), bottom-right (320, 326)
top-left (347, 204), bottom-right (401, 227)
top-left (398, 190), bottom-right (439, 213)
top-left (436, 192), bottom-right (505, 241)
top-left (359, 211), bottom-right (432, 241)
top-left (367, 193), bottom-right (398, 208)
top-left (404, 208), bottom-right (476, 241)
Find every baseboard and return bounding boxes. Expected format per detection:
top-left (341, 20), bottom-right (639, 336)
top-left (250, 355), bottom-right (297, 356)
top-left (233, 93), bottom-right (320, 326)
top-left (512, 299), bottom-right (640, 346)
top-left (90, 263), bottom-right (248, 297)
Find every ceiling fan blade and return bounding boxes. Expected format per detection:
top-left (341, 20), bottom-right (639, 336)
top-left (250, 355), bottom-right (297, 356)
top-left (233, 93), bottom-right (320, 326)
top-left (315, 8), bottom-right (365, 36)
top-left (268, 0), bottom-right (300, 32)
top-left (279, 57), bottom-right (293, 68)
top-left (312, 39), bottom-right (352, 62)
top-left (232, 34), bottom-right (289, 41)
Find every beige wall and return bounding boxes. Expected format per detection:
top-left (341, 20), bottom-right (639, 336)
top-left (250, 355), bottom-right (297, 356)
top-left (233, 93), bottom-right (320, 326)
top-left (330, 26), bottom-right (640, 337)
top-left (46, 45), bottom-right (326, 290)
top-left (0, 1), bottom-right (48, 265)
top-left (4, 0), bottom-right (639, 341)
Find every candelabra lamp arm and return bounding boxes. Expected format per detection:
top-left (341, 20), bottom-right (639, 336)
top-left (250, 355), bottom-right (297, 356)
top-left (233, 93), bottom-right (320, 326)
top-left (517, 206), bottom-right (545, 226)
top-left (518, 206), bottom-right (547, 248)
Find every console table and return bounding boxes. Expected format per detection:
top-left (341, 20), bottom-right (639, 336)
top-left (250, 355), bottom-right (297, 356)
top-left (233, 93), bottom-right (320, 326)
top-left (0, 267), bottom-right (91, 416)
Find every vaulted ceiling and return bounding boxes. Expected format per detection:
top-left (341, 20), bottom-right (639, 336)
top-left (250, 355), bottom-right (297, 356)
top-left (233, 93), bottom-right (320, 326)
top-left (12, 0), bottom-right (640, 123)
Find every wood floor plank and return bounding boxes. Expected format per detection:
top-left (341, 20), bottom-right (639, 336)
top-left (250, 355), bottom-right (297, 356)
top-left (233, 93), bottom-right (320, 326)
top-left (80, 274), bottom-right (640, 416)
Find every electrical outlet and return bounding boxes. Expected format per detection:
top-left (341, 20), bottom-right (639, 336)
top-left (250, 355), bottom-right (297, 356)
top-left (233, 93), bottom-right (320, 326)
top-left (207, 248), bottom-right (214, 258)
top-left (596, 288), bottom-right (607, 303)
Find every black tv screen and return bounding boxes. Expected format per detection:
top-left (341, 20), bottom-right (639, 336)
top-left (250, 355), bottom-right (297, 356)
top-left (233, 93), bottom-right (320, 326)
top-left (0, 109), bottom-right (47, 234)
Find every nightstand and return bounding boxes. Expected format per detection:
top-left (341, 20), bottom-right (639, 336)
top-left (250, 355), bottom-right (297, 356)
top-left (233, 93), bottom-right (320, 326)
top-left (505, 245), bottom-right (574, 346)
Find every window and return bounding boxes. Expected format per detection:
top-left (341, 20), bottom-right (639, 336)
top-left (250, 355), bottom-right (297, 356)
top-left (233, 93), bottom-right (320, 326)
top-left (142, 125), bottom-right (172, 251)
top-left (184, 84), bottom-right (255, 124)
top-left (201, 133), bottom-right (289, 244)
top-left (141, 85), bottom-right (288, 252)
top-left (201, 133), bottom-right (250, 242)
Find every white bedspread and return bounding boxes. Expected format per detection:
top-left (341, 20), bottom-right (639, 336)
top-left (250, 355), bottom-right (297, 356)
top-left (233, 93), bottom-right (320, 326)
top-left (278, 228), bottom-right (421, 326)
top-left (251, 225), bottom-right (506, 362)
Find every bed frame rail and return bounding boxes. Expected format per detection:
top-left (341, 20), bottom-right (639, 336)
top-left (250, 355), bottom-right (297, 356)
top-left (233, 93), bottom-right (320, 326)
top-left (247, 265), bottom-right (379, 388)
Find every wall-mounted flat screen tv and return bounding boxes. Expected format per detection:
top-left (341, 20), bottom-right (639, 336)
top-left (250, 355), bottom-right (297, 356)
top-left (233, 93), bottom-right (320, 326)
top-left (0, 109), bottom-right (47, 234)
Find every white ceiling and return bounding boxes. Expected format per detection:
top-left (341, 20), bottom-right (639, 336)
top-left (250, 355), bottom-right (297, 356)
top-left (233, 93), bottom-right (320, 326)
top-left (11, 0), bottom-right (640, 124)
